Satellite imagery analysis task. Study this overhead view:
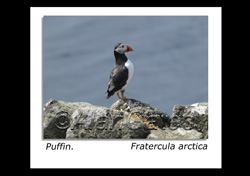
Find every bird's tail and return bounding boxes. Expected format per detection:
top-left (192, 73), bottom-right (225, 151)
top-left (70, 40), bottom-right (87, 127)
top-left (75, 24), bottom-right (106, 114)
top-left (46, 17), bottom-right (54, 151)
top-left (105, 91), bottom-right (111, 99)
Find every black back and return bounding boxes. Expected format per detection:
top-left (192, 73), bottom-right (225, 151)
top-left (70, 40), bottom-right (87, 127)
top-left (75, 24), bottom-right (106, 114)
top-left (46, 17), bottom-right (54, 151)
top-left (106, 50), bottom-right (129, 99)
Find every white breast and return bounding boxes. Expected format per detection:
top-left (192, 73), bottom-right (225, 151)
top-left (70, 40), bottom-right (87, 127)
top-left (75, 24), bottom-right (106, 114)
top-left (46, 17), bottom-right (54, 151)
top-left (125, 59), bottom-right (134, 84)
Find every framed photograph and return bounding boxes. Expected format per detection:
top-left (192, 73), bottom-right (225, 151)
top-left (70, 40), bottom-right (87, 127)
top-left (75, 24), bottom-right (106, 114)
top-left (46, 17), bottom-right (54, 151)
top-left (31, 7), bottom-right (221, 168)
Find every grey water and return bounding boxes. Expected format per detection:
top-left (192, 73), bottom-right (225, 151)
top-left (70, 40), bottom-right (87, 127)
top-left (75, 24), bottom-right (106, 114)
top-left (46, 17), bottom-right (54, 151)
top-left (43, 16), bottom-right (208, 115)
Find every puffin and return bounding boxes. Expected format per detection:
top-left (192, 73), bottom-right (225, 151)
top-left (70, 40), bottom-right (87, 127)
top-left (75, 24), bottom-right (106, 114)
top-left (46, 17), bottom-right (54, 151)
top-left (106, 43), bottom-right (134, 99)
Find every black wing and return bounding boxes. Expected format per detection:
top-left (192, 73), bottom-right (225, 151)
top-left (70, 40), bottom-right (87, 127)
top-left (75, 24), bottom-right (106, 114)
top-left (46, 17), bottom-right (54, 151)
top-left (106, 65), bottom-right (128, 98)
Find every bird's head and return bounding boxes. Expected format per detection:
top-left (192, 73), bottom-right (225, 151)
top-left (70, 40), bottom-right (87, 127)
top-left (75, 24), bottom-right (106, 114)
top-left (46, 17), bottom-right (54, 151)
top-left (114, 43), bottom-right (133, 54)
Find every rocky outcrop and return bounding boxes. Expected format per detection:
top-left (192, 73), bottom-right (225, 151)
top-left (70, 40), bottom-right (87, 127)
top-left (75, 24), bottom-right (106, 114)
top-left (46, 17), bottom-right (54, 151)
top-left (43, 99), bottom-right (208, 139)
top-left (170, 103), bottom-right (208, 139)
top-left (147, 128), bottom-right (203, 139)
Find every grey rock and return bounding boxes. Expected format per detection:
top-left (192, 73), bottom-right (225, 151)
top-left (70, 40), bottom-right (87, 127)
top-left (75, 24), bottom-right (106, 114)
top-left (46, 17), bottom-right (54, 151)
top-left (43, 99), bottom-right (208, 139)
top-left (170, 103), bottom-right (208, 139)
top-left (43, 99), bottom-right (92, 139)
top-left (110, 99), bottom-right (171, 129)
top-left (109, 115), bottom-right (150, 139)
top-left (43, 99), bottom-right (157, 139)
top-left (147, 128), bottom-right (203, 139)
top-left (66, 104), bottom-right (151, 139)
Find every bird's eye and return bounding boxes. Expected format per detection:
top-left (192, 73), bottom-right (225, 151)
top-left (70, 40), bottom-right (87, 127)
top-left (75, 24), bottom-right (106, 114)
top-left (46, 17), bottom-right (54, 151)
top-left (121, 45), bottom-right (124, 48)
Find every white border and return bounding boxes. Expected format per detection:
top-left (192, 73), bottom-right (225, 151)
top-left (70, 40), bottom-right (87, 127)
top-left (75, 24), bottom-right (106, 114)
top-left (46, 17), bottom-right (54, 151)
top-left (31, 7), bottom-right (221, 168)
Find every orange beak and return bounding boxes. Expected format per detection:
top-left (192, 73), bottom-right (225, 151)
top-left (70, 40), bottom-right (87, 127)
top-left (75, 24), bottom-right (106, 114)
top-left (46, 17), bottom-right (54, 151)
top-left (126, 45), bottom-right (134, 52)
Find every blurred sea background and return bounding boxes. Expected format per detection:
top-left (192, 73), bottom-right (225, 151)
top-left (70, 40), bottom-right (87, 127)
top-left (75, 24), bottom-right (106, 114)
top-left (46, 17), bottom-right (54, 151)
top-left (43, 16), bottom-right (208, 115)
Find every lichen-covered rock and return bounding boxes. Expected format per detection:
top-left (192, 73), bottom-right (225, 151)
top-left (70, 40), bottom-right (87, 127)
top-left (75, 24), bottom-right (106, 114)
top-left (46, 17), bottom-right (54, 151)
top-left (43, 99), bottom-right (92, 139)
top-left (43, 99), bottom-right (208, 139)
top-left (66, 106), bottom-right (115, 139)
top-left (147, 128), bottom-right (203, 139)
top-left (109, 115), bottom-right (150, 139)
top-left (170, 103), bottom-right (208, 139)
top-left (110, 99), bottom-right (171, 129)
top-left (43, 99), bottom-right (154, 139)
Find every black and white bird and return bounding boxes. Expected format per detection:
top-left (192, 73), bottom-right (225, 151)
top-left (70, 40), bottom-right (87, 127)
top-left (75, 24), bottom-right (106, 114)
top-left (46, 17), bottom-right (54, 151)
top-left (106, 43), bottom-right (134, 99)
